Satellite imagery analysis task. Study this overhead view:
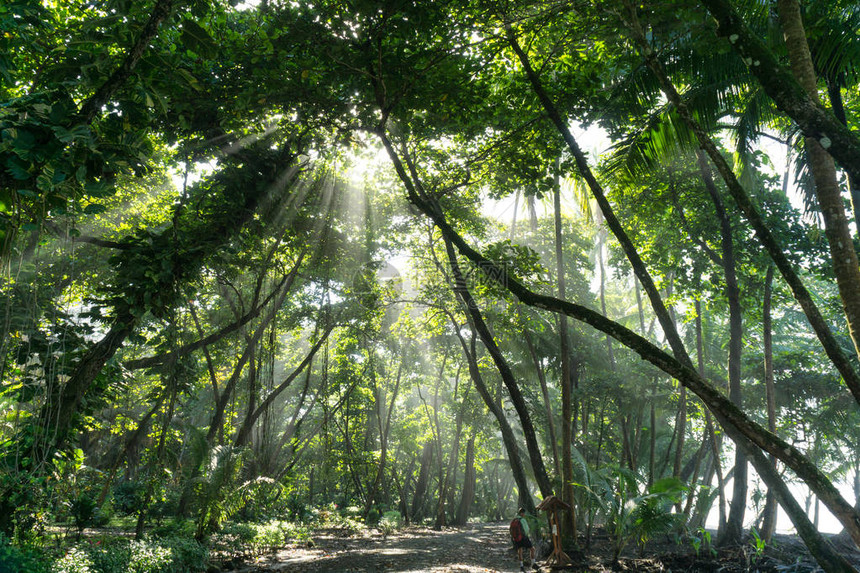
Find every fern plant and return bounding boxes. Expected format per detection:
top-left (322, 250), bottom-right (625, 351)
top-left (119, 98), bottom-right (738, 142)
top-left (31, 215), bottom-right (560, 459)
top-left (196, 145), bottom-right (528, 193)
top-left (193, 445), bottom-right (287, 540)
top-left (193, 445), bottom-right (244, 539)
top-left (598, 469), bottom-right (687, 562)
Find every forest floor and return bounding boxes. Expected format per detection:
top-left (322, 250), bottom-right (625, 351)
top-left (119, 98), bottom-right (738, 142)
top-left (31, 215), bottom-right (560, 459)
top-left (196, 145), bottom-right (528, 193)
top-left (221, 521), bottom-right (860, 573)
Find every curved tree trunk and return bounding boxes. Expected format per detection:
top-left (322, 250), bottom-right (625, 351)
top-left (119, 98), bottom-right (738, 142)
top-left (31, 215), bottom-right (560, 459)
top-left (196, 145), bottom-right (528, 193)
top-left (621, 1), bottom-right (860, 407)
top-left (698, 0), bottom-right (860, 193)
top-left (375, 128), bottom-right (860, 549)
top-left (776, 0), bottom-right (860, 371)
top-left (234, 325), bottom-right (332, 448)
top-left (29, 316), bottom-right (135, 469)
top-left (825, 79), bottom-right (860, 241)
top-left (443, 236), bottom-right (554, 500)
top-left (524, 329), bottom-right (561, 479)
top-left (455, 325), bottom-right (536, 515)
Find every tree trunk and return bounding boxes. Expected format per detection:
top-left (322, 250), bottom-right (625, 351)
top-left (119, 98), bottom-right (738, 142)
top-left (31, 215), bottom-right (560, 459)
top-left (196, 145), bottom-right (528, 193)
top-left (554, 166), bottom-right (578, 543)
top-left (505, 25), bottom-right (693, 371)
top-left (376, 128), bottom-right (860, 547)
top-left (207, 279), bottom-right (291, 446)
top-left (621, 1), bottom-right (860, 405)
top-left (510, 189), bottom-right (520, 241)
top-left (761, 266), bottom-right (778, 541)
top-left (234, 325), bottom-right (332, 448)
top-left (825, 79), bottom-right (860, 240)
top-left (667, 276), bottom-right (687, 483)
top-left (698, 0), bottom-right (860, 190)
top-left (443, 236), bottom-right (553, 500)
top-left (365, 355), bottom-right (403, 518)
top-left (453, 321), bottom-right (536, 515)
top-left (411, 443), bottom-right (434, 522)
top-left (30, 317), bottom-right (134, 469)
top-left (435, 373), bottom-right (468, 529)
top-left (455, 432), bottom-right (477, 525)
top-left (697, 150), bottom-right (747, 545)
top-left (777, 0), bottom-right (860, 372)
top-left (740, 430), bottom-right (857, 573)
top-left (524, 329), bottom-right (561, 479)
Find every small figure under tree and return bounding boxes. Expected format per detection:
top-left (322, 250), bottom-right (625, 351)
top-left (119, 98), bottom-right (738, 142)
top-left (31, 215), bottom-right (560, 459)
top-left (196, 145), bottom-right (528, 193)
top-left (511, 507), bottom-right (539, 571)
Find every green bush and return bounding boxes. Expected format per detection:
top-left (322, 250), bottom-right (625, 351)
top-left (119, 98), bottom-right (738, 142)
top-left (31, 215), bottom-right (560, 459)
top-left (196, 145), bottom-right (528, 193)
top-left (379, 511), bottom-right (401, 536)
top-left (255, 521), bottom-right (288, 552)
top-left (0, 533), bottom-right (51, 573)
top-left (112, 481), bottom-right (146, 516)
top-left (88, 541), bottom-right (131, 573)
top-left (129, 540), bottom-right (171, 573)
top-left (69, 494), bottom-right (109, 533)
top-left (309, 505), bottom-right (365, 534)
top-left (212, 519), bottom-right (311, 558)
top-left (52, 546), bottom-right (94, 573)
top-left (50, 538), bottom-right (208, 573)
top-left (150, 519), bottom-right (195, 540)
top-left (161, 537), bottom-right (208, 572)
top-left (210, 522), bottom-right (255, 558)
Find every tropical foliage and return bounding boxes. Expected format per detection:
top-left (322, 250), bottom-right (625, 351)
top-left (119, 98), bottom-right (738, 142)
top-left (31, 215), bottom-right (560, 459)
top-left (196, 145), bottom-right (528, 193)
top-left (2, 0), bottom-right (860, 570)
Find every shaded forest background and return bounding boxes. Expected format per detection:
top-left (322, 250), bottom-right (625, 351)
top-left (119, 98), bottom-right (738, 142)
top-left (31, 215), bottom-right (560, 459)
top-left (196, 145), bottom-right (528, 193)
top-left (2, 0), bottom-right (860, 571)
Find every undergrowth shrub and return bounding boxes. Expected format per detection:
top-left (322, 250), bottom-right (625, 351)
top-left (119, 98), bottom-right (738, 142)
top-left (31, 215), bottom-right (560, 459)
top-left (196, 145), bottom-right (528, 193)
top-left (150, 519), bottom-right (196, 539)
top-left (52, 546), bottom-right (94, 573)
top-left (309, 504), bottom-right (364, 534)
top-left (212, 520), bottom-right (310, 557)
top-left (0, 533), bottom-right (51, 573)
top-left (50, 538), bottom-right (207, 573)
top-left (379, 511), bottom-right (401, 536)
top-left (112, 481), bottom-right (146, 516)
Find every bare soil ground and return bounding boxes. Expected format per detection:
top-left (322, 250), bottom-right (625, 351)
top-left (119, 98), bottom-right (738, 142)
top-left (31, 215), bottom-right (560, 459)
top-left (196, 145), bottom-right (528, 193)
top-left (223, 522), bottom-right (860, 573)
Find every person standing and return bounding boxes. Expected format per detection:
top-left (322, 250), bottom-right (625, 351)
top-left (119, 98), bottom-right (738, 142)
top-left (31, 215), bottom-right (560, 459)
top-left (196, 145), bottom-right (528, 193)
top-left (510, 507), bottom-right (537, 571)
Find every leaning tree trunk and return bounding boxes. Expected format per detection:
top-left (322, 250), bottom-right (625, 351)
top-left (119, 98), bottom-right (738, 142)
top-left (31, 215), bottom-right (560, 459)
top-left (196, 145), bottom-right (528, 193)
top-left (698, 0), bottom-right (860, 200)
top-left (375, 125), bottom-right (860, 548)
top-left (666, 276), bottom-right (687, 485)
top-left (443, 236), bottom-right (554, 500)
top-left (621, 0), bottom-right (860, 407)
top-left (776, 0), bottom-right (860, 370)
top-left (455, 325), bottom-right (536, 515)
top-left (824, 79), bottom-right (860, 242)
top-left (524, 329), bottom-right (561, 478)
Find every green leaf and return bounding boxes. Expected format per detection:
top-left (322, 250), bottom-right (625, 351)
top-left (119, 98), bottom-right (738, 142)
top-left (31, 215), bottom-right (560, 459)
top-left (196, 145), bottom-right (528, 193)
top-left (36, 172), bottom-right (52, 191)
top-left (83, 203), bottom-right (106, 214)
top-left (176, 68), bottom-right (202, 91)
top-left (181, 19), bottom-right (217, 58)
top-left (53, 124), bottom-right (90, 143)
top-left (6, 157), bottom-right (31, 180)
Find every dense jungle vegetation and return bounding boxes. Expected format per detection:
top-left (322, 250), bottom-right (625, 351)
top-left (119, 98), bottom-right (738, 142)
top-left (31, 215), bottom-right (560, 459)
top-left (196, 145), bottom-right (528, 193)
top-left (2, 0), bottom-right (860, 571)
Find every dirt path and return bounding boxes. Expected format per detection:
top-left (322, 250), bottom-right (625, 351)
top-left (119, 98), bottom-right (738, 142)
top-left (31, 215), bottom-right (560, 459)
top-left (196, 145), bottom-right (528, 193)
top-left (225, 522), bottom-right (860, 573)
top-left (234, 521), bottom-right (522, 573)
